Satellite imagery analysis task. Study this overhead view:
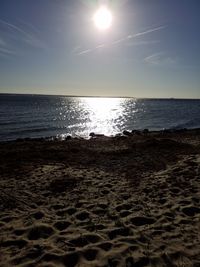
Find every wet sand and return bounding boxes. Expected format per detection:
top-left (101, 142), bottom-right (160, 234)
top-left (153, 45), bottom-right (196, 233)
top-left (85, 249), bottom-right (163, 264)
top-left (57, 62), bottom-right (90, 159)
top-left (0, 130), bottom-right (200, 266)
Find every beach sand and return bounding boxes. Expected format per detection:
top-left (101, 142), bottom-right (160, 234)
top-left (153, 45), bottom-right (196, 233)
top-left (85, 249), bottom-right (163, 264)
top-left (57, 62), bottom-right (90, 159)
top-left (0, 130), bottom-right (200, 266)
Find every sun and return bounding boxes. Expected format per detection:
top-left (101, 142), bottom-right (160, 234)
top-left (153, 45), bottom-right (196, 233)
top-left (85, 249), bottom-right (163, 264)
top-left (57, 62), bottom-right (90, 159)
top-left (93, 6), bottom-right (113, 31)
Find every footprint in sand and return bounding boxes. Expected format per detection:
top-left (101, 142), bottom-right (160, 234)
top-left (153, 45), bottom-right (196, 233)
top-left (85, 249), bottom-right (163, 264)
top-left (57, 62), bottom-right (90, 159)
top-left (53, 220), bottom-right (71, 231)
top-left (107, 227), bottom-right (131, 240)
top-left (83, 248), bottom-right (99, 261)
top-left (27, 224), bottom-right (55, 240)
top-left (182, 206), bottom-right (200, 217)
top-left (130, 216), bottom-right (155, 226)
top-left (75, 211), bottom-right (90, 221)
top-left (69, 233), bottom-right (102, 248)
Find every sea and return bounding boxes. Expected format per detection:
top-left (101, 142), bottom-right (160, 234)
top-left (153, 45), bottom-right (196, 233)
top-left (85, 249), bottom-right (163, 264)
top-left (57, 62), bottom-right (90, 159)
top-left (0, 94), bottom-right (200, 141)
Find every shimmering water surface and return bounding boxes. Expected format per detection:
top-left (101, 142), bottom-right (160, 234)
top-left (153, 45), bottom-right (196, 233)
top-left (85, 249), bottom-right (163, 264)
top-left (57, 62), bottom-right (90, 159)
top-left (0, 94), bottom-right (200, 141)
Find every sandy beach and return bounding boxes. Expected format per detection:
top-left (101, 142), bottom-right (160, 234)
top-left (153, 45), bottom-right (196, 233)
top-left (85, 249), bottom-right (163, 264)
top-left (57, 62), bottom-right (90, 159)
top-left (0, 130), bottom-right (200, 267)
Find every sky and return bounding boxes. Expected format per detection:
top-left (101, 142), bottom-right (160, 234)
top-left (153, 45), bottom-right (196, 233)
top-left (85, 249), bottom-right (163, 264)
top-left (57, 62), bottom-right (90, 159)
top-left (0, 0), bottom-right (200, 98)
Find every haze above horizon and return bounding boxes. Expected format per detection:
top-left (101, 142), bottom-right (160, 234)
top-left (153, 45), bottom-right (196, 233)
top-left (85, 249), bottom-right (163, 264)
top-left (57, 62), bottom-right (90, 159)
top-left (0, 0), bottom-right (199, 98)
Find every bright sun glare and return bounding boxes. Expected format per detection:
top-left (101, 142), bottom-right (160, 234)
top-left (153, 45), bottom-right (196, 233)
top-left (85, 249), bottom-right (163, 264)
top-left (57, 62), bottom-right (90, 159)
top-left (93, 6), bottom-right (113, 31)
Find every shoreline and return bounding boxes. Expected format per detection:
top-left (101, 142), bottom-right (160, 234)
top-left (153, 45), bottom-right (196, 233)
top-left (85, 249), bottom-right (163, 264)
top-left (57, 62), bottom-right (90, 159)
top-left (1, 127), bottom-right (200, 144)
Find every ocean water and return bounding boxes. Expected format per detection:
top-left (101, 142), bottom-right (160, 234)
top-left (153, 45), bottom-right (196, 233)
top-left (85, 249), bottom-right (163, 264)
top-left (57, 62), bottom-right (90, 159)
top-left (0, 94), bottom-right (200, 141)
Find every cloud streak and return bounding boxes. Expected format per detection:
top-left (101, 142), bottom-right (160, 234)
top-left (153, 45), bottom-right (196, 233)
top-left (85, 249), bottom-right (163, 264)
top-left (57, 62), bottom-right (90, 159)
top-left (76, 25), bottom-right (166, 56)
top-left (0, 19), bottom-right (47, 51)
top-left (0, 37), bottom-right (6, 46)
top-left (0, 46), bottom-right (16, 55)
top-left (125, 40), bottom-right (160, 47)
top-left (128, 26), bottom-right (166, 38)
top-left (144, 52), bottom-right (176, 66)
top-left (0, 35), bottom-right (17, 58)
top-left (0, 19), bottom-right (31, 37)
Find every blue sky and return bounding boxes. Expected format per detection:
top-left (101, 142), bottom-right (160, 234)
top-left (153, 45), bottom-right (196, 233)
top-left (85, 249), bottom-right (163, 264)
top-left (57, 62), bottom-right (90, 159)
top-left (0, 0), bottom-right (199, 98)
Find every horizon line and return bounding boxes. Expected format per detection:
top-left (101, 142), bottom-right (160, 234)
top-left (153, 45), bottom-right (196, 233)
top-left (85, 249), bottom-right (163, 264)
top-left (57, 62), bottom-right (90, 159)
top-left (0, 92), bottom-right (200, 100)
top-left (0, 93), bottom-right (200, 100)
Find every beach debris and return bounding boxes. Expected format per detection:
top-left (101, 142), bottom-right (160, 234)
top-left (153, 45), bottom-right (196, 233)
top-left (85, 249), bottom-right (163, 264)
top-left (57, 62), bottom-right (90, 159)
top-left (132, 130), bottom-right (141, 135)
top-left (143, 129), bottom-right (149, 134)
top-left (123, 130), bottom-right (132, 136)
top-left (89, 132), bottom-right (105, 138)
top-left (65, 135), bottom-right (72, 141)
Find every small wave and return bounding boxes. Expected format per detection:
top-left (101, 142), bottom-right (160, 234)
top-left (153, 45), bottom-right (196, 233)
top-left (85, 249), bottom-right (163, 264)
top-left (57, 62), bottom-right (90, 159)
top-left (0, 121), bottom-right (31, 126)
top-left (171, 118), bottom-right (200, 130)
top-left (0, 118), bottom-right (52, 126)
top-left (0, 127), bottom-right (61, 141)
top-left (8, 127), bottom-right (59, 135)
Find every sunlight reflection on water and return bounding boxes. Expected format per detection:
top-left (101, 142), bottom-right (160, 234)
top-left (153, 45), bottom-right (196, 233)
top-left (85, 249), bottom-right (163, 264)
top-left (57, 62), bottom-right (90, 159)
top-left (57, 97), bottom-right (140, 138)
top-left (80, 97), bottom-right (124, 136)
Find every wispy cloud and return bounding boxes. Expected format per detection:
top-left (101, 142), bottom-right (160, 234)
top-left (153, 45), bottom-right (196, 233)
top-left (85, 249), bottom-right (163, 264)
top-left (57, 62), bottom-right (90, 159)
top-left (0, 37), bottom-right (6, 46)
top-left (0, 46), bottom-right (16, 55)
top-left (25, 36), bottom-right (47, 49)
top-left (17, 19), bottom-right (41, 35)
top-left (126, 40), bottom-right (160, 47)
top-left (78, 49), bottom-right (92, 55)
top-left (144, 52), bottom-right (176, 66)
top-left (144, 52), bottom-right (197, 70)
top-left (0, 35), bottom-right (17, 58)
top-left (71, 45), bottom-right (82, 54)
top-left (0, 19), bottom-right (47, 54)
top-left (76, 25), bottom-right (166, 56)
top-left (0, 19), bottom-right (30, 37)
top-left (128, 26), bottom-right (166, 38)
